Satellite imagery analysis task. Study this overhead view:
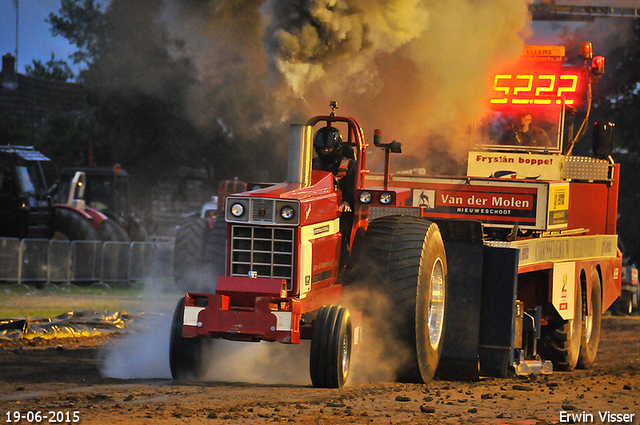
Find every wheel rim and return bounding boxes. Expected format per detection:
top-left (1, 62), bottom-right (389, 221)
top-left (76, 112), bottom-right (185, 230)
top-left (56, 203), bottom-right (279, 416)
top-left (584, 308), bottom-right (593, 343)
top-left (340, 330), bottom-right (351, 379)
top-left (428, 257), bottom-right (445, 350)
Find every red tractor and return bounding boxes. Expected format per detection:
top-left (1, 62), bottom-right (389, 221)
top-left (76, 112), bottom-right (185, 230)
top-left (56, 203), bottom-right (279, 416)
top-left (170, 42), bottom-right (622, 387)
top-left (170, 108), bottom-right (450, 387)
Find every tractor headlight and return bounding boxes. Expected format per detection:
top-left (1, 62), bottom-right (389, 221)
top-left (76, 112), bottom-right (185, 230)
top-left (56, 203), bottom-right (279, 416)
top-left (359, 191), bottom-right (372, 204)
top-left (230, 203), bottom-right (244, 217)
top-left (280, 205), bottom-right (295, 220)
top-left (379, 192), bottom-right (393, 205)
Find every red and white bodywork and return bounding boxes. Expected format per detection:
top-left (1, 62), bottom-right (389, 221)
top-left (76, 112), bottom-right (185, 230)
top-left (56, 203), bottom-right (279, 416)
top-left (174, 43), bottom-right (622, 382)
top-left (181, 121), bottom-right (366, 347)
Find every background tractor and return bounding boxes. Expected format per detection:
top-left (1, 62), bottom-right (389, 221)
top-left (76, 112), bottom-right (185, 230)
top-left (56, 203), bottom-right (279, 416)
top-left (0, 145), bottom-right (96, 241)
top-left (56, 165), bottom-right (149, 242)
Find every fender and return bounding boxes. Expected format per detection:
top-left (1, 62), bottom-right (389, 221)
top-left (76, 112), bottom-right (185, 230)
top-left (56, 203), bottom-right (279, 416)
top-left (434, 219), bottom-right (485, 380)
top-left (83, 207), bottom-right (109, 228)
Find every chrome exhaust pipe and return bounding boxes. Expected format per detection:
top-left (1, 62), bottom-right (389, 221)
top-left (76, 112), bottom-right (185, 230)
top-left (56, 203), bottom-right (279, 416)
top-left (288, 124), bottom-right (313, 187)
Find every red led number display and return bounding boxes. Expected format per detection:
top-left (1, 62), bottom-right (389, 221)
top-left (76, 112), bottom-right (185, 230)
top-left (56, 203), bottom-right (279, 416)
top-left (491, 72), bottom-right (583, 106)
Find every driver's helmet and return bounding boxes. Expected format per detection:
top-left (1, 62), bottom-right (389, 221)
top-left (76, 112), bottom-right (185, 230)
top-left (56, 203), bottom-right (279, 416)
top-left (313, 126), bottom-right (343, 162)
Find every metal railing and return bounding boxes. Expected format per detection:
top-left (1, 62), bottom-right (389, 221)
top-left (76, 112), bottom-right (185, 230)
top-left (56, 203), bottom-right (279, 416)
top-left (0, 238), bottom-right (174, 285)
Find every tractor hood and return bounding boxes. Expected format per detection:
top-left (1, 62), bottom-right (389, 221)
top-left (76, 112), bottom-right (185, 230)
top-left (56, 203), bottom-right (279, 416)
top-left (238, 171), bottom-right (334, 200)
top-left (224, 171), bottom-right (339, 227)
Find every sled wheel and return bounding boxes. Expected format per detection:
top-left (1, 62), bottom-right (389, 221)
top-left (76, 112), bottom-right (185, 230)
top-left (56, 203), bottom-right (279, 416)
top-left (350, 216), bottom-right (446, 382)
top-left (578, 270), bottom-right (602, 369)
top-left (620, 291), bottom-right (633, 315)
top-left (52, 207), bottom-right (98, 241)
top-left (540, 284), bottom-right (583, 371)
top-left (169, 297), bottom-right (206, 380)
top-left (310, 305), bottom-right (352, 388)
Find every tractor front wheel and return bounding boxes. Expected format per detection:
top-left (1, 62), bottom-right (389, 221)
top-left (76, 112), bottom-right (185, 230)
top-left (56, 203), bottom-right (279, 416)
top-left (169, 297), bottom-right (207, 380)
top-left (310, 305), bottom-right (352, 388)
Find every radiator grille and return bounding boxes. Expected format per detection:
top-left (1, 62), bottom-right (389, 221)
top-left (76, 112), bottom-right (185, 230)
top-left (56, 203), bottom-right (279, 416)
top-left (230, 225), bottom-right (295, 290)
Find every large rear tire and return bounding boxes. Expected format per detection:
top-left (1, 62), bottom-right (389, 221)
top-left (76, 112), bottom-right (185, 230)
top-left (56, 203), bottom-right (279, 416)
top-left (309, 305), bottom-right (352, 388)
top-left (53, 208), bottom-right (98, 241)
top-left (96, 218), bottom-right (129, 242)
top-left (203, 216), bottom-right (226, 278)
top-left (578, 270), bottom-right (602, 369)
top-left (351, 216), bottom-right (446, 382)
top-left (540, 284), bottom-right (583, 371)
top-left (173, 218), bottom-right (211, 291)
top-left (127, 218), bottom-right (149, 242)
top-left (169, 297), bottom-right (207, 380)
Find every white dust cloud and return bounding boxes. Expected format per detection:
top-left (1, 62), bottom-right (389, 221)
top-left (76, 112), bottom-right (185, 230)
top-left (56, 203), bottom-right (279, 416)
top-left (100, 309), bottom-right (173, 379)
top-left (201, 340), bottom-right (311, 385)
top-left (341, 288), bottom-right (414, 384)
top-left (99, 286), bottom-right (412, 385)
top-left (99, 274), bottom-right (311, 384)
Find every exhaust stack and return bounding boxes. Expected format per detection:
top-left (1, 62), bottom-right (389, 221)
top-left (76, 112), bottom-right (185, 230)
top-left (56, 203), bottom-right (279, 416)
top-left (288, 124), bottom-right (313, 187)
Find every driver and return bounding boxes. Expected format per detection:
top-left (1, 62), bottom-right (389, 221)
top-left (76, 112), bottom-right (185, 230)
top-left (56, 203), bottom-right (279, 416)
top-left (312, 126), bottom-right (356, 213)
top-left (313, 125), bottom-right (356, 267)
top-left (500, 112), bottom-right (552, 147)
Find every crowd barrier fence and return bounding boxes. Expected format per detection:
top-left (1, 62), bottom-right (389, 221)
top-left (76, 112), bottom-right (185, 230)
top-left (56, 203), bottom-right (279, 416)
top-left (0, 238), bottom-right (174, 286)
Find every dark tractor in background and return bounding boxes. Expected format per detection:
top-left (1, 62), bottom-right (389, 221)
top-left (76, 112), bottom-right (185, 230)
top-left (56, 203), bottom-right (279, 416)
top-left (0, 145), bottom-right (96, 241)
top-left (57, 166), bottom-right (148, 242)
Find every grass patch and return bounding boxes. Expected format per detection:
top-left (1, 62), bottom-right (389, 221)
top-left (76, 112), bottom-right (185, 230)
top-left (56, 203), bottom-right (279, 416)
top-left (0, 280), bottom-right (181, 318)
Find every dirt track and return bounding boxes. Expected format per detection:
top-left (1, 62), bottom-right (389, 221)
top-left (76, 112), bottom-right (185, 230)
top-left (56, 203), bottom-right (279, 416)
top-left (1, 315), bottom-right (639, 425)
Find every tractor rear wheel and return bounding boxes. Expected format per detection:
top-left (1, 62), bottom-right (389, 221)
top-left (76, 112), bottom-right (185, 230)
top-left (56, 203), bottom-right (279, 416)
top-left (128, 218), bottom-right (149, 242)
top-left (96, 218), bottom-right (129, 242)
top-left (173, 218), bottom-right (209, 291)
top-left (578, 270), bottom-right (602, 369)
top-left (203, 216), bottom-right (227, 278)
top-left (169, 297), bottom-right (207, 380)
top-left (540, 285), bottom-right (583, 371)
top-left (352, 216), bottom-right (447, 383)
top-left (309, 305), bottom-right (352, 388)
top-left (53, 208), bottom-right (98, 241)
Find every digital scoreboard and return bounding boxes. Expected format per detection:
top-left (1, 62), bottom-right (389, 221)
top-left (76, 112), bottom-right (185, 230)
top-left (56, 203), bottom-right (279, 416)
top-left (490, 45), bottom-right (589, 109)
top-left (491, 69), bottom-right (584, 107)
